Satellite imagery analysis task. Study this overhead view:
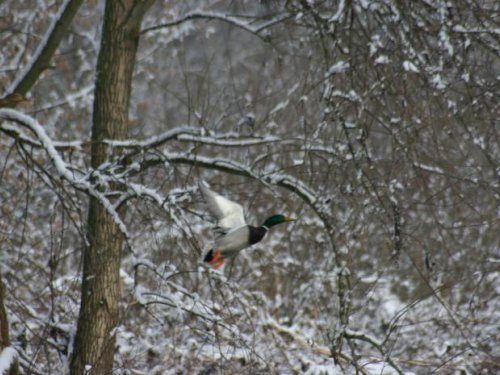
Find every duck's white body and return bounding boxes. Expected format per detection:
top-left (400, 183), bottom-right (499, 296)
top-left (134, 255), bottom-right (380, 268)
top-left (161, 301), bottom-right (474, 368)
top-left (213, 225), bottom-right (251, 256)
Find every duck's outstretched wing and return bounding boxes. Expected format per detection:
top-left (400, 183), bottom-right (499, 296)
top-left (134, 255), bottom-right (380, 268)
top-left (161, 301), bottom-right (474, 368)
top-left (199, 182), bottom-right (247, 235)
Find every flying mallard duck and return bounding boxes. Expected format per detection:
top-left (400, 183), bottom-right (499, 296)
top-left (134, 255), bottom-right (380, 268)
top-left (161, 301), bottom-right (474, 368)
top-left (200, 182), bottom-right (295, 269)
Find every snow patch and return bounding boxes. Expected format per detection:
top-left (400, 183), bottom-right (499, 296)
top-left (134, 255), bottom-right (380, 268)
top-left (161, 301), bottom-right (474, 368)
top-left (326, 61), bottom-right (350, 76)
top-left (0, 347), bottom-right (17, 375)
top-left (375, 55), bottom-right (389, 65)
top-left (403, 61), bottom-right (419, 73)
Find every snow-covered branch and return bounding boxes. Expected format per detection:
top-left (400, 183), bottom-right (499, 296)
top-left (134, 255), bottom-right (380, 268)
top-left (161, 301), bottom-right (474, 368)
top-left (0, 108), bottom-right (128, 237)
top-left (1, 123), bottom-right (285, 153)
top-left (159, 151), bottom-right (319, 209)
top-left (141, 11), bottom-right (290, 36)
top-left (106, 129), bottom-right (283, 149)
top-left (2, 116), bottom-right (349, 172)
top-left (0, 122), bottom-right (86, 151)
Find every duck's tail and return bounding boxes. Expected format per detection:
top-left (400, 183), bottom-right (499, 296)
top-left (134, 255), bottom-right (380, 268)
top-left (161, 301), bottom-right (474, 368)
top-left (204, 249), bottom-right (224, 269)
top-left (203, 249), bottom-right (214, 262)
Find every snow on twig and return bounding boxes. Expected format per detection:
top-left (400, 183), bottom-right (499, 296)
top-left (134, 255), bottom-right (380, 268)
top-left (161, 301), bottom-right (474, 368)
top-left (329, 0), bottom-right (346, 23)
top-left (265, 173), bottom-right (318, 206)
top-left (452, 25), bottom-right (500, 34)
top-left (413, 162), bottom-right (444, 174)
top-left (163, 151), bottom-right (262, 181)
top-left (105, 127), bottom-right (199, 148)
top-left (176, 133), bottom-right (282, 146)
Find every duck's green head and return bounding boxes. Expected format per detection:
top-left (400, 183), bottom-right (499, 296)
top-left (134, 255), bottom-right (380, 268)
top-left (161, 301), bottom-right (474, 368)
top-left (262, 214), bottom-right (295, 229)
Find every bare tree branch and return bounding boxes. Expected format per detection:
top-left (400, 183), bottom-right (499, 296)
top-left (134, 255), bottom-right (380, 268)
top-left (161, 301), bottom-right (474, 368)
top-left (3, 0), bottom-right (84, 98)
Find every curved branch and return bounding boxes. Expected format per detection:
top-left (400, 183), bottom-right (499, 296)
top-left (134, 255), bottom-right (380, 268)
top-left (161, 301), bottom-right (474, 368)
top-left (141, 11), bottom-right (290, 36)
top-left (0, 122), bottom-right (87, 152)
top-left (161, 151), bottom-right (318, 207)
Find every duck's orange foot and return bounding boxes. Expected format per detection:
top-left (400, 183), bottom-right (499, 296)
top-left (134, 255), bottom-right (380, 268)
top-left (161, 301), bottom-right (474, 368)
top-left (213, 258), bottom-right (225, 269)
top-left (208, 250), bottom-right (225, 269)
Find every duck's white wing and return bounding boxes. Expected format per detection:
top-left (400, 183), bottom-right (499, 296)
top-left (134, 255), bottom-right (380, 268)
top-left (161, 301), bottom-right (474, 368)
top-left (199, 183), bottom-right (247, 235)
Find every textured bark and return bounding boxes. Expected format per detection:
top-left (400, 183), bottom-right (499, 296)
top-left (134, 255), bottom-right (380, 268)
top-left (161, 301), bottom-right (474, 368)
top-left (69, 1), bottom-right (153, 374)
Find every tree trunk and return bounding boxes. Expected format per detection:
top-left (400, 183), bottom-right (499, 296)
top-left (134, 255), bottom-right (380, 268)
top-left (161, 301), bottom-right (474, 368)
top-left (70, 1), bottom-right (153, 374)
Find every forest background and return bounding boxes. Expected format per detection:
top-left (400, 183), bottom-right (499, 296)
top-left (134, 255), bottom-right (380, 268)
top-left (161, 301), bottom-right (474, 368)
top-left (0, 0), bottom-right (498, 374)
